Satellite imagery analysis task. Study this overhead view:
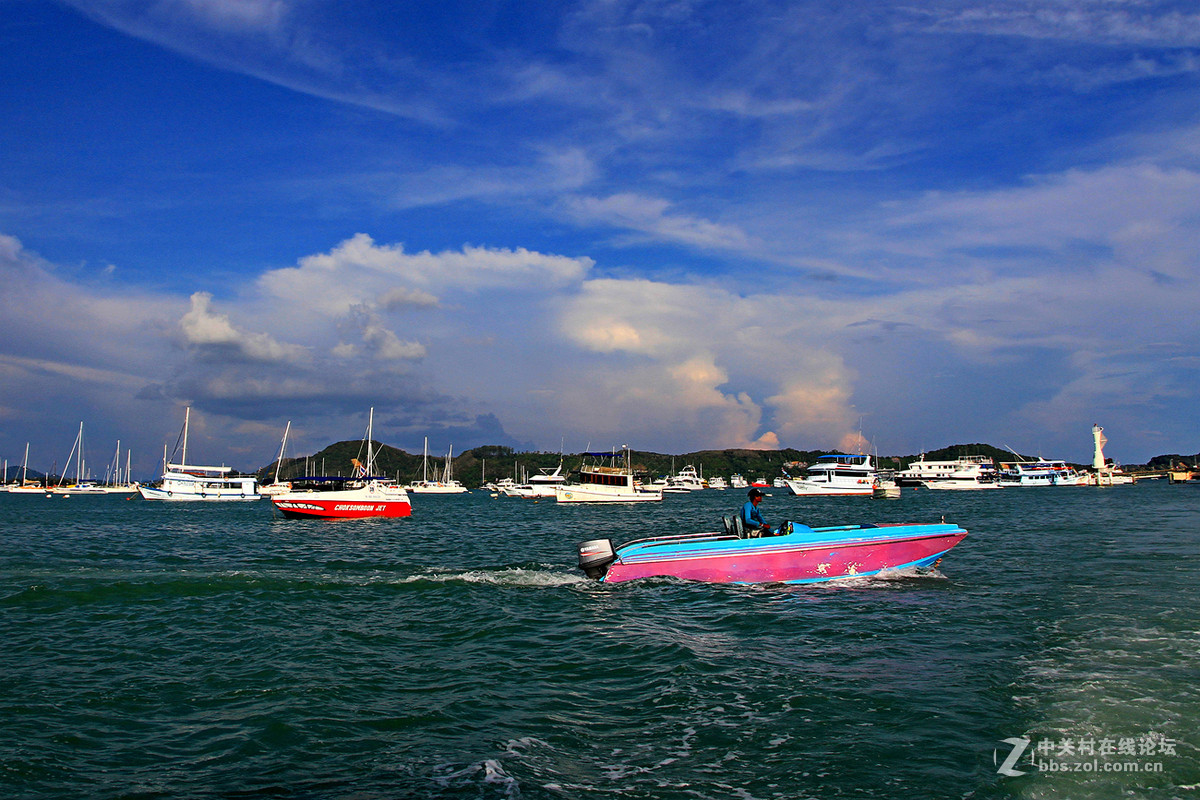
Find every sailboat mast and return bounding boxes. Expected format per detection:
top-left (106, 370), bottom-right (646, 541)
top-left (181, 407), bottom-right (190, 467)
top-left (76, 422), bottom-right (84, 484)
top-left (273, 421), bottom-right (291, 484)
top-left (366, 408), bottom-right (375, 475)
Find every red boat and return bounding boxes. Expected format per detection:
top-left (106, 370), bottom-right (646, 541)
top-left (272, 479), bottom-right (412, 519)
top-left (270, 408), bottom-right (412, 520)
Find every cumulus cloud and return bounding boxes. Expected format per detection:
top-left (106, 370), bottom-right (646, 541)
top-left (258, 233), bottom-right (593, 317)
top-left (180, 291), bottom-right (309, 363)
top-left (553, 277), bottom-right (868, 451)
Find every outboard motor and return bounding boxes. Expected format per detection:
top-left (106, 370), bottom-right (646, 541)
top-left (578, 539), bottom-right (617, 580)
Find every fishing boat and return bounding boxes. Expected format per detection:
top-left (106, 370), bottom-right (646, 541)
top-left (555, 447), bottom-right (662, 503)
top-left (784, 454), bottom-right (877, 496)
top-left (138, 408), bottom-right (260, 501)
top-left (271, 408), bottom-right (411, 519)
top-left (578, 517), bottom-right (967, 584)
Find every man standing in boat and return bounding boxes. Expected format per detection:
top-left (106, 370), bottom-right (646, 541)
top-left (741, 488), bottom-right (773, 536)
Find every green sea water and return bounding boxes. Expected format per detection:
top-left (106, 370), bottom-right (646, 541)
top-left (2, 482), bottom-right (1197, 799)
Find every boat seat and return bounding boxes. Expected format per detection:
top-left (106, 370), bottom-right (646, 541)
top-left (721, 516), bottom-right (734, 536)
top-left (731, 515), bottom-right (747, 539)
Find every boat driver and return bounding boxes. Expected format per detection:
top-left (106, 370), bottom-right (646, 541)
top-left (741, 488), bottom-right (773, 536)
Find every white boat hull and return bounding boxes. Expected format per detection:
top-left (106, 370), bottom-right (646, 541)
top-left (139, 485), bottom-right (260, 501)
top-left (554, 486), bottom-right (662, 503)
top-left (919, 479), bottom-right (1001, 491)
top-left (785, 480), bottom-right (874, 496)
top-left (406, 482), bottom-right (469, 494)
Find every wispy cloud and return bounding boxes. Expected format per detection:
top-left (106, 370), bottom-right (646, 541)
top-left (564, 194), bottom-right (755, 251)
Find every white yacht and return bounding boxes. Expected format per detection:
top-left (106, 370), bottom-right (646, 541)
top-left (784, 454), bottom-right (877, 496)
top-left (555, 448), bottom-right (662, 503)
top-left (664, 464), bottom-right (705, 492)
top-left (508, 460), bottom-right (568, 498)
top-left (897, 454), bottom-right (999, 490)
top-left (139, 408), bottom-right (260, 501)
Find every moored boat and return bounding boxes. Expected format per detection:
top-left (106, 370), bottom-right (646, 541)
top-left (555, 447), bottom-right (662, 503)
top-left (51, 422), bottom-right (112, 495)
top-left (784, 454), bottom-right (877, 496)
top-left (406, 438), bottom-right (469, 494)
top-left (896, 454), bottom-right (998, 489)
top-left (270, 408), bottom-right (411, 519)
top-left (259, 420), bottom-right (294, 496)
top-left (665, 464), bottom-right (705, 492)
top-left (997, 459), bottom-right (1086, 487)
top-left (7, 443), bottom-right (45, 493)
top-left (578, 518), bottom-right (967, 584)
top-left (139, 408), bottom-right (260, 501)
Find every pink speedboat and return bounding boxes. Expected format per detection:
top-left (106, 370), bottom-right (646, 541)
top-left (578, 518), bottom-right (967, 584)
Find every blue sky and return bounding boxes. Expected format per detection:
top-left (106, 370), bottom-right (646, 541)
top-left (2, 0), bottom-right (1198, 477)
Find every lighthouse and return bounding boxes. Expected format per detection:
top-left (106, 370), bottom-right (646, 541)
top-left (1092, 424), bottom-right (1107, 471)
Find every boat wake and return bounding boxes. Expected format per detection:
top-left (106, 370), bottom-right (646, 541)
top-left (404, 565), bottom-right (588, 588)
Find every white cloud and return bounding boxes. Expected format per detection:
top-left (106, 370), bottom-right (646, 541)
top-left (258, 233), bottom-right (593, 317)
top-left (909, 2), bottom-right (1200, 47)
top-left (180, 291), bottom-right (309, 363)
top-left (889, 163), bottom-right (1200, 274)
top-left (564, 194), bottom-right (755, 251)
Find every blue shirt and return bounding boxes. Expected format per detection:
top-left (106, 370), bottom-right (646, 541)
top-left (741, 500), bottom-right (766, 529)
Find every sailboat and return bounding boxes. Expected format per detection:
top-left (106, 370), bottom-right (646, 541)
top-left (8, 443), bottom-right (45, 493)
top-left (51, 422), bottom-right (107, 494)
top-left (259, 421), bottom-right (293, 496)
top-left (138, 408), bottom-right (260, 501)
top-left (271, 408), bottom-right (412, 519)
top-left (405, 437), bottom-right (469, 493)
top-left (98, 440), bottom-right (139, 494)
